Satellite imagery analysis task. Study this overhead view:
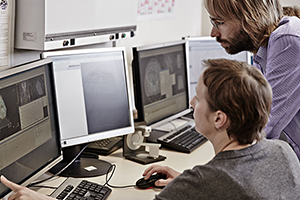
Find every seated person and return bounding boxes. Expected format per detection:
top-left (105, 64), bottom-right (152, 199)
top-left (1, 59), bottom-right (300, 199)
top-left (143, 59), bottom-right (300, 199)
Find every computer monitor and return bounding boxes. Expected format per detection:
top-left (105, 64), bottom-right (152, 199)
top-left (0, 58), bottom-right (62, 198)
top-left (41, 47), bottom-right (134, 178)
top-left (132, 40), bottom-right (191, 129)
top-left (184, 36), bottom-right (253, 100)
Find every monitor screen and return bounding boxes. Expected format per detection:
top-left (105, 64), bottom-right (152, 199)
top-left (41, 47), bottom-right (134, 177)
top-left (132, 40), bottom-right (191, 128)
top-left (185, 36), bottom-right (253, 100)
top-left (0, 58), bottom-right (62, 198)
top-left (42, 48), bottom-right (134, 148)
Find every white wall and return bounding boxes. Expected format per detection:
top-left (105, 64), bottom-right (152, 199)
top-left (10, 0), bottom-right (203, 116)
top-left (12, 0), bottom-right (300, 66)
top-left (117, 0), bottom-right (202, 68)
top-left (280, 0), bottom-right (300, 6)
top-left (115, 0), bottom-right (203, 108)
top-left (201, 0), bottom-right (300, 36)
top-left (13, 0), bottom-right (203, 69)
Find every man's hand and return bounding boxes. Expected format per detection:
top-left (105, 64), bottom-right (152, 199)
top-left (0, 175), bottom-right (55, 200)
top-left (142, 164), bottom-right (181, 187)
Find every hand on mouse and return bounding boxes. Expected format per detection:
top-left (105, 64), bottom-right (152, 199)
top-left (142, 164), bottom-right (181, 187)
top-left (0, 175), bottom-right (55, 200)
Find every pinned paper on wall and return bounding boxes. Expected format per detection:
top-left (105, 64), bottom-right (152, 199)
top-left (0, 0), bottom-right (14, 70)
top-left (137, 0), bottom-right (175, 21)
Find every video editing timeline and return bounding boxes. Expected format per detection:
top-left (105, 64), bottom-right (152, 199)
top-left (0, 61), bottom-right (61, 198)
top-left (140, 45), bottom-right (188, 124)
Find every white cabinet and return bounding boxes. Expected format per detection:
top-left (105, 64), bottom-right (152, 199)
top-left (15, 0), bottom-right (137, 50)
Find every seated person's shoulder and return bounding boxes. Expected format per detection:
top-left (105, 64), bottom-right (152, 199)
top-left (265, 139), bottom-right (299, 161)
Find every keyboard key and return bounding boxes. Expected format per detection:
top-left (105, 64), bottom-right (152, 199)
top-left (51, 177), bottom-right (112, 200)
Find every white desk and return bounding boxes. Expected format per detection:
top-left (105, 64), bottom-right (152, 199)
top-left (35, 141), bottom-right (215, 200)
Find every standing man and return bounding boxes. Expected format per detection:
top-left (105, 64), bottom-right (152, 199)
top-left (204, 0), bottom-right (300, 159)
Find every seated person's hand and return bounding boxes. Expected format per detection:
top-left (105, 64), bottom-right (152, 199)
top-left (142, 164), bottom-right (181, 187)
top-left (0, 175), bottom-right (55, 200)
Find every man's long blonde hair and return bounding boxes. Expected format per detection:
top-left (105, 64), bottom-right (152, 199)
top-left (204, 0), bottom-right (283, 49)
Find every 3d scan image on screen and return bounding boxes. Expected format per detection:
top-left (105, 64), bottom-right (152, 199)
top-left (0, 58), bottom-right (62, 198)
top-left (132, 40), bottom-right (191, 128)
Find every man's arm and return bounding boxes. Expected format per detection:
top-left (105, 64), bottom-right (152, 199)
top-left (264, 34), bottom-right (300, 139)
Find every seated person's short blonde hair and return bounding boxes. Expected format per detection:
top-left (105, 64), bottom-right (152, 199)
top-left (202, 59), bottom-right (272, 144)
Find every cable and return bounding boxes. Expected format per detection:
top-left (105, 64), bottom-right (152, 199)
top-left (104, 164), bottom-right (136, 188)
top-left (28, 145), bottom-right (135, 189)
top-left (28, 144), bottom-right (89, 188)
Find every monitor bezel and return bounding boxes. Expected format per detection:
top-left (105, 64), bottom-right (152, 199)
top-left (184, 36), bottom-right (252, 65)
top-left (132, 40), bottom-right (192, 129)
top-left (184, 36), bottom-right (253, 101)
top-left (0, 58), bottom-right (63, 198)
top-left (41, 47), bottom-right (135, 148)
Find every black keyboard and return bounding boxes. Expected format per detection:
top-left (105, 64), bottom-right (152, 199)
top-left (84, 137), bottom-right (123, 156)
top-left (50, 177), bottom-right (111, 200)
top-left (157, 121), bottom-right (207, 153)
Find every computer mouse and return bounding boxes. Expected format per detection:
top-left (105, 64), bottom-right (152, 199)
top-left (135, 173), bottom-right (167, 189)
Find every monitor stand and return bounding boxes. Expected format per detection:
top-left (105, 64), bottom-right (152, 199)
top-left (49, 145), bottom-right (112, 178)
top-left (123, 127), bottom-right (166, 165)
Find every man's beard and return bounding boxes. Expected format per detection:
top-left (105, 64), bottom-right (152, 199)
top-left (217, 29), bottom-right (255, 54)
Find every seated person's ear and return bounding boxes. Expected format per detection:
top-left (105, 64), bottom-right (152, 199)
top-left (214, 111), bottom-right (228, 130)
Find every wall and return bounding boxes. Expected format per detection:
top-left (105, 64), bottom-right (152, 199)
top-left (116, 0), bottom-right (202, 68)
top-left (116, 0), bottom-right (203, 107)
top-left (12, 0), bottom-right (300, 67)
top-left (12, 0), bottom-right (203, 69)
top-left (201, 0), bottom-right (300, 36)
top-left (10, 0), bottom-right (203, 114)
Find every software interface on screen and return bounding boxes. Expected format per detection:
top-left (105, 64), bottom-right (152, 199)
top-left (0, 59), bottom-right (61, 198)
top-left (187, 37), bottom-right (252, 100)
top-left (133, 42), bottom-right (189, 125)
top-left (43, 48), bottom-right (134, 148)
top-left (41, 48), bottom-right (134, 178)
